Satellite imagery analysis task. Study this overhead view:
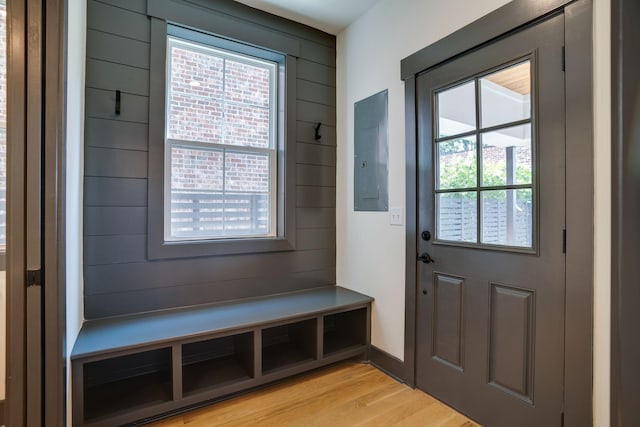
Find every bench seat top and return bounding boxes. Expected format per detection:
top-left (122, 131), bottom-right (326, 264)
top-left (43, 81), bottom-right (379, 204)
top-left (71, 286), bottom-right (373, 360)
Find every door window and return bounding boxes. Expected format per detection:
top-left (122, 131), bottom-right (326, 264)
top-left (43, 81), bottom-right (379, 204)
top-left (435, 58), bottom-right (534, 250)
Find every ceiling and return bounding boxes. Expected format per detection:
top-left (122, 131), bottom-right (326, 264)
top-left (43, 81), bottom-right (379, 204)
top-left (234, 0), bottom-right (381, 34)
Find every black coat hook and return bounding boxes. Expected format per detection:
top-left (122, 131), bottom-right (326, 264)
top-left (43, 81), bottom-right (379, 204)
top-left (115, 90), bottom-right (121, 115)
top-left (314, 122), bottom-right (322, 141)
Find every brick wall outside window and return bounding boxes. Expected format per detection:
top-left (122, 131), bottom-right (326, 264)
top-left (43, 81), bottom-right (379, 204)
top-left (166, 39), bottom-right (275, 238)
top-left (168, 44), bottom-right (272, 194)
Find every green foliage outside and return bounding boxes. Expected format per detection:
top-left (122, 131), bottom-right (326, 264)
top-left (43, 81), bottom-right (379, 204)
top-left (439, 152), bottom-right (532, 202)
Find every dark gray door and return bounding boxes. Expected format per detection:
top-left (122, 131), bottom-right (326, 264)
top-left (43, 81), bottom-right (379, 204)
top-left (415, 14), bottom-right (565, 427)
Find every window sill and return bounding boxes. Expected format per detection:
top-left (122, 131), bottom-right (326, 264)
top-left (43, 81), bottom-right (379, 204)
top-left (147, 235), bottom-right (295, 260)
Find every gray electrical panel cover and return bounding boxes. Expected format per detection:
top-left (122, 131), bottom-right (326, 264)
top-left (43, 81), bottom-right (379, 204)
top-left (354, 90), bottom-right (388, 211)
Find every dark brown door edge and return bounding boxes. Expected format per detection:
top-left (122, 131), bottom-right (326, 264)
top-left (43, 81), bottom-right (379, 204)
top-left (611, 0), bottom-right (640, 425)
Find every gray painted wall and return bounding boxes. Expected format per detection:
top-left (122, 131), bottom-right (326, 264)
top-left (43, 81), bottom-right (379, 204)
top-left (83, 0), bottom-right (337, 319)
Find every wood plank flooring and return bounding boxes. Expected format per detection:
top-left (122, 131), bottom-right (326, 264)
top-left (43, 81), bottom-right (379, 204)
top-left (147, 362), bottom-right (479, 427)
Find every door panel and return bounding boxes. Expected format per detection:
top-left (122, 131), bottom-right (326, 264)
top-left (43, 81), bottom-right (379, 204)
top-left (433, 273), bottom-right (464, 369)
top-left (488, 283), bottom-right (534, 401)
top-left (416, 14), bottom-right (565, 427)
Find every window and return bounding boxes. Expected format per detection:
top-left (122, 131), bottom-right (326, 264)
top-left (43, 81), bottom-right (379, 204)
top-left (165, 35), bottom-right (280, 241)
top-left (435, 59), bottom-right (534, 250)
top-left (148, 18), bottom-right (297, 259)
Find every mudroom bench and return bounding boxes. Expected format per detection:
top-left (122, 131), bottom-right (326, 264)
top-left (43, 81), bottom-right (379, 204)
top-left (71, 286), bottom-right (373, 426)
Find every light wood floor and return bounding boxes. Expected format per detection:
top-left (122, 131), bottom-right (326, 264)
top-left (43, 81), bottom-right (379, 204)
top-left (148, 362), bottom-right (479, 427)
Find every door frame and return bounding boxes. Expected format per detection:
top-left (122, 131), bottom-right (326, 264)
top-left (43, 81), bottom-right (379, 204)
top-left (6, 0), bottom-right (67, 424)
top-left (611, 0), bottom-right (640, 425)
top-left (401, 1), bottom-right (593, 425)
top-left (43, 0), bottom-right (67, 424)
top-left (6, 0), bottom-right (29, 423)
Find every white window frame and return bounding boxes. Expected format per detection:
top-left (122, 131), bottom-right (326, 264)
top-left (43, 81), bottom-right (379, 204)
top-left (164, 36), bottom-right (279, 242)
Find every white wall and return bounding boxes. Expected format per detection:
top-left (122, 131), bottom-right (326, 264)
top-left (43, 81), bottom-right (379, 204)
top-left (336, 0), bottom-right (510, 361)
top-left (337, 0), bottom-right (611, 424)
top-left (65, 0), bottom-right (86, 424)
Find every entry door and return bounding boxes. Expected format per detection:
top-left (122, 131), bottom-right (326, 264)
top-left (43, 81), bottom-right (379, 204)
top-left (415, 14), bottom-right (565, 427)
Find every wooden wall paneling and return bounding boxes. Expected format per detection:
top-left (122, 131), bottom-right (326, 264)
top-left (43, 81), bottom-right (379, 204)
top-left (297, 121), bottom-right (336, 146)
top-left (84, 248), bottom-right (335, 294)
top-left (296, 187), bottom-right (336, 208)
top-left (296, 143), bottom-right (336, 166)
top-left (85, 88), bottom-right (149, 123)
top-left (85, 118), bottom-right (149, 151)
top-left (296, 228), bottom-right (336, 251)
top-left (87, 0), bottom-right (150, 42)
top-left (296, 208), bottom-right (336, 229)
top-left (296, 164), bottom-right (336, 187)
top-left (86, 29), bottom-right (150, 69)
top-left (84, 235), bottom-right (148, 265)
top-left (147, 0), bottom-right (300, 57)
top-left (297, 59), bottom-right (336, 87)
top-left (298, 42), bottom-right (336, 68)
top-left (84, 177), bottom-right (147, 206)
top-left (151, 0), bottom-right (337, 66)
top-left (84, 147), bottom-right (147, 178)
top-left (296, 100), bottom-right (336, 126)
top-left (84, 206), bottom-right (147, 236)
top-left (297, 79), bottom-right (336, 106)
top-left (86, 59), bottom-right (149, 96)
top-left (84, 0), bottom-right (337, 317)
top-left (84, 269), bottom-right (338, 318)
top-left (97, 0), bottom-right (147, 14)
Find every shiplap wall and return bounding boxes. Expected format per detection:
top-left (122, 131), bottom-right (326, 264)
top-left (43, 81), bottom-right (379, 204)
top-left (84, 0), bottom-right (336, 319)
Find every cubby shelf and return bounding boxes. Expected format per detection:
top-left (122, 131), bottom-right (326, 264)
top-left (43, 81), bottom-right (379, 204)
top-left (182, 333), bottom-right (254, 396)
top-left (82, 348), bottom-right (173, 423)
top-left (71, 286), bottom-right (372, 426)
top-left (323, 308), bottom-right (368, 356)
top-left (262, 319), bottom-right (317, 374)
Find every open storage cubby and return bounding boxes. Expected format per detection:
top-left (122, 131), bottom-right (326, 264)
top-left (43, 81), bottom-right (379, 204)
top-left (262, 318), bottom-right (317, 374)
top-left (182, 332), bottom-right (254, 395)
top-left (323, 308), bottom-right (368, 356)
top-left (72, 287), bottom-right (372, 426)
top-left (83, 348), bottom-right (173, 423)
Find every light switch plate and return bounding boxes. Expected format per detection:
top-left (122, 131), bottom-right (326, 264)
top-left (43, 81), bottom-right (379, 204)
top-left (390, 207), bottom-right (403, 225)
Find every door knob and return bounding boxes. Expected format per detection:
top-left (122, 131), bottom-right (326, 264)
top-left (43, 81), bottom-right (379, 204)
top-left (417, 252), bottom-right (434, 264)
